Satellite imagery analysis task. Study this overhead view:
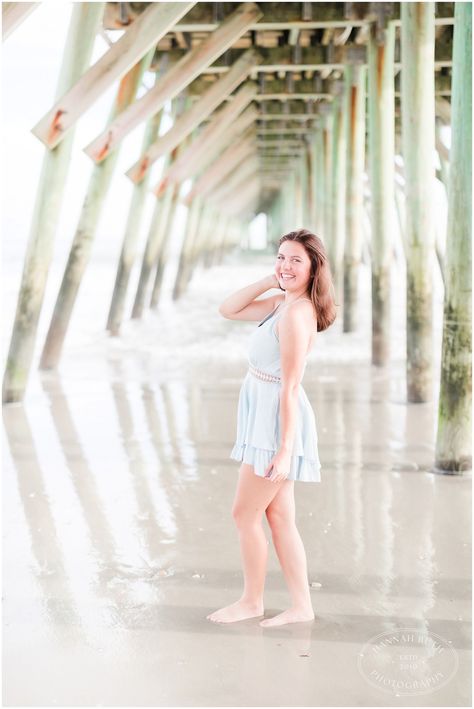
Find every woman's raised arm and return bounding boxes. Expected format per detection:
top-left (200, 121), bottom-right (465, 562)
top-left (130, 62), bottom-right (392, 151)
top-left (218, 274), bottom-right (281, 322)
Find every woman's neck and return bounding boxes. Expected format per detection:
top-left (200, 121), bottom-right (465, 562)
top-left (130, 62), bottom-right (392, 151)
top-left (284, 293), bottom-right (311, 305)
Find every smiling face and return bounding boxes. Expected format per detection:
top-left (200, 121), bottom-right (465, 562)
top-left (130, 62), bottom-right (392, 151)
top-left (275, 240), bottom-right (313, 295)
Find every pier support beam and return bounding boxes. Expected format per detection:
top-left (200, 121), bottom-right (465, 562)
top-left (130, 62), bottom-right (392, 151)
top-left (150, 183), bottom-right (181, 308)
top-left (190, 201), bottom-right (213, 272)
top-left (343, 64), bottom-right (366, 332)
top-left (106, 94), bottom-right (164, 336)
top-left (212, 214), bottom-right (230, 266)
top-left (435, 2), bottom-right (472, 472)
top-left (172, 195), bottom-right (203, 300)
top-left (329, 83), bottom-right (346, 303)
top-left (303, 136), bottom-right (316, 232)
top-left (2, 3), bottom-right (104, 402)
top-left (2, 2), bottom-right (38, 40)
top-left (131, 178), bottom-right (176, 318)
top-left (85, 2), bottom-right (263, 163)
top-left (312, 121), bottom-right (325, 235)
top-left (131, 99), bottom-right (188, 317)
top-left (320, 104), bottom-right (333, 246)
top-left (294, 156), bottom-right (304, 226)
top-left (186, 197), bottom-right (207, 287)
top-left (401, 2), bottom-right (436, 401)
top-left (39, 50), bottom-right (153, 370)
top-left (367, 18), bottom-right (396, 366)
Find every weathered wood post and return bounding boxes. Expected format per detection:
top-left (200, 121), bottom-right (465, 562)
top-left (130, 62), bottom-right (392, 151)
top-left (367, 15), bottom-right (396, 366)
top-left (329, 80), bottom-right (347, 303)
top-left (38, 49), bottom-right (154, 369)
top-left (208, 210), bottom-right (224, 267)
top-left (219, 212), bottom-right (236, 258)
top-left (435, 2), bottom-right (472, 472)
top-left (396, 142), bottom-right (445, 286)
top-left (2, 3), bottom-right (104, 402)
top-left (312, 119), bottom-right (325, 235)
top-left (343, 63), bottom-right (367, 332)
top-left (150, 182), bottom-right (182, 308)
top-left (280, 171), bottom-right (292, 231)
top-left (401, 2), bottom-right (436, 401)
top-left (191, 201), bottom-right (213, 269)
top-left (320, 103), bottom-right (333, 246)
top-left (295, 143), bottom-right (308, 229)
top-left (189, 198), bottom-right (222, 278)
top-left (131, 177), bottom-right (176, 318)
top-left (202, 207), bottom-right (224, 268)
top-left (303, 134), bottom-right (316, 231)
top-left (294, 156), bottom-right (304, 226)
top-left (207, 206), bottom-right (233, 266)
top-left (273, 185), bottom-right (282, 235)
top-left (278, 174), bottom-right (289, 234)
top-left (172, 195), bottom-right (203, 300)
top-left (131, 98), bottom-right (188, 317)
top-left (184, 197), bottom-right (207, 287)
top-left (149, 118), bottom-right (199, 308)
top-left (212, 213), bottom-right (230, 266)
top-left (273, 191), bottom-right (284, 240)
top-left (267, 192), bottom-right (278, 243)
top-left (277, 179), bottom-right (287, 234)
top-left (106, 97), bottom-right (164, 335)
top-left (2, 2), bottom-right (38, 40)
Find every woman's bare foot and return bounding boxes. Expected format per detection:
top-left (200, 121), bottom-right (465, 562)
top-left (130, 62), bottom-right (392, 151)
top-left (259, 607), bottom-right (315, 627)
top-left (206, 599), bottom-right (264, 623)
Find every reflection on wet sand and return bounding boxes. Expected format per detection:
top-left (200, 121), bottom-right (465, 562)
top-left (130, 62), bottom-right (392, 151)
top-left (3, 406), bottom-right (82, 631)
top-left (3, 256), bottom-right (471, 707)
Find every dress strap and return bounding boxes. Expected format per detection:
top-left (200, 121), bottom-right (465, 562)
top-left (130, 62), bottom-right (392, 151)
top-left (257, 304), bottom-right (280, 327)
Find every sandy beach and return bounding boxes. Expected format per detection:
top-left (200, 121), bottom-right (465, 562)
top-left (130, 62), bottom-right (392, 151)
top-left (2, 249), bottom-right (471, 706)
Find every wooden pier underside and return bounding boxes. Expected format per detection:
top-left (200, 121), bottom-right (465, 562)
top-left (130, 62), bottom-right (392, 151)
top-left (2, 2), bottom-right (471, 478)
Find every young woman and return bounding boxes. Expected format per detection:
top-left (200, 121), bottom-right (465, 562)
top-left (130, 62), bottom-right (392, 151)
top-left (207, 229), bottom-right (337, 627)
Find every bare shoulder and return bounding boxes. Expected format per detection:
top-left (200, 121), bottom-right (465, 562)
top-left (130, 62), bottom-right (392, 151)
top-left (280, 298), bottom-right (315, 323)
top-left (277, 299), bottom-right (317, 346)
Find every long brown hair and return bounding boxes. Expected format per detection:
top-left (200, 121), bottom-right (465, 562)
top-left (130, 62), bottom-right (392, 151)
top-left (278, 229), bottom-right (337, 332)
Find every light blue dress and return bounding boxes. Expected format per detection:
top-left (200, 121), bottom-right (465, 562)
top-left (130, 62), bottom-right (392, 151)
top-left (229, 301), bottom-right (322, 483)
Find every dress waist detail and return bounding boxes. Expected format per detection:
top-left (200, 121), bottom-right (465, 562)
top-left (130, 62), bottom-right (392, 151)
top-left (248, 362), bottom-right (281, 383)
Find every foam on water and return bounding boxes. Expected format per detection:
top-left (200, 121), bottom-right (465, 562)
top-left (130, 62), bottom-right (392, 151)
top-left (2, 247), bottom-right (445, 387)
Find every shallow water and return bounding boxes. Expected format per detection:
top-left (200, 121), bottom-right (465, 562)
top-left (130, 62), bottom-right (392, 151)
top-left (2, 249), bottom-right (471, 706)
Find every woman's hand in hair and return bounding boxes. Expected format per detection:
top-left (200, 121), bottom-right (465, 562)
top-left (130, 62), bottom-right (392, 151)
top-left (268, 273), bottom-right (282, 290)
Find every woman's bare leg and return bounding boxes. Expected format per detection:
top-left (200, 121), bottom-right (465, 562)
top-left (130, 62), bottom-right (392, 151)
top-left (260, 481), bottom-right (315, 627)
top-left (206, 462), bottom-right (288, 623)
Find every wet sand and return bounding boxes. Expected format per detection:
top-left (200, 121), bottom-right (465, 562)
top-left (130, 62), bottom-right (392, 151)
top-left (2, 250), bottom-right (471, 707)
